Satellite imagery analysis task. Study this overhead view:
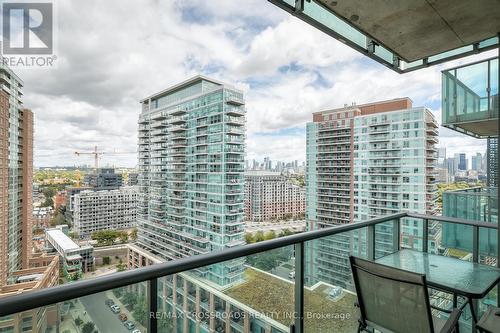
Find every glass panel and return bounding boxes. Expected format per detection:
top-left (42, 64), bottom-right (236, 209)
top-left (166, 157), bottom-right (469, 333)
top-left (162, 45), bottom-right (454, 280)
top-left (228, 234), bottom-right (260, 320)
top-left (303, 0), bottom-right (367, 49)
top-left (0, 283), bottom-right (149, 333)
top-left (157, 247), bottom-right (295, 333)
top-left (441, 57), bottom-right (498, 137)
top-left (374, 218), bottom-right (399, 258)
top-left (399, 217), bottom-right (424, 252)
top-left (304, 228), bottom-right (366, 332)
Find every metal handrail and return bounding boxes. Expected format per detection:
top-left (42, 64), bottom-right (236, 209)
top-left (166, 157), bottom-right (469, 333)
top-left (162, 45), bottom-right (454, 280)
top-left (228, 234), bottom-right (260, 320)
top-left (0, 212), bottom-right (497, 318)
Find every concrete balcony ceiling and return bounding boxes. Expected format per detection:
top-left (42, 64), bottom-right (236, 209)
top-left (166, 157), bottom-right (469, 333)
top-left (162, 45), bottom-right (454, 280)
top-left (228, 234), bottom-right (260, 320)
top-left (269, 0), bottom-right (500, 72)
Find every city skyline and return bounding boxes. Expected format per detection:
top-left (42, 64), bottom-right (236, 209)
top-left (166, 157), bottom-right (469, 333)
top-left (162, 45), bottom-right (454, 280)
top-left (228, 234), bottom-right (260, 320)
top-left (15, 0), bottom-right (494, 168)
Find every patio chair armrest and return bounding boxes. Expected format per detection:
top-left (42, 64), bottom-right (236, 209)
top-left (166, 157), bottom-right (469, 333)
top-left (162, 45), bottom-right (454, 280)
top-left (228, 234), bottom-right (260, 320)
top-left (439, 308), bottom-right (462, 333)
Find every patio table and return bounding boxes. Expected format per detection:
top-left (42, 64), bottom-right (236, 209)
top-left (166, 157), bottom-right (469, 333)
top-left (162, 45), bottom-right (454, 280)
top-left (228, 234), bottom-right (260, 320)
top-left (375, 249), bottom-right (500, 328)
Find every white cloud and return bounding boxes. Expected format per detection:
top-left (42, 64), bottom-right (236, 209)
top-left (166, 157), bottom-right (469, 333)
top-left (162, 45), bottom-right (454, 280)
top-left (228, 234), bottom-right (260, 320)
top-left (12, 0), bottom-right (493, 167)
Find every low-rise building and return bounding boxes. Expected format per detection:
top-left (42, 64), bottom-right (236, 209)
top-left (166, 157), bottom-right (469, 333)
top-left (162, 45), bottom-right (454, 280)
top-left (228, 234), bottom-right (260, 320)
top-left (72, 186), bottom-right (138, 238)
top-left (45, 228), bottom-right (94, 278)
top-left (0, 254), bottom-right (59, 333)
top-left (53, 190), bottom-right (67, 211)
top-left (245, 171), bottom-right (306, 222)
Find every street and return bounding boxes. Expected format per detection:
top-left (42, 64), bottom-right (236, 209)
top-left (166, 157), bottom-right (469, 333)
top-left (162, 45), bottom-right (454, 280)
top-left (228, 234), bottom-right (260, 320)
top-left (80, 292), bottom-right (131, 333)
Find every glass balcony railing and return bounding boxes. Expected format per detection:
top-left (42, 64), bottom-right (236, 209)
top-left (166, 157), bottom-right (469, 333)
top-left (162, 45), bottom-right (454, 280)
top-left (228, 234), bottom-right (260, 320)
top-left (442, 187), bottom-right (498, 258)
top-left (442, 57), bottom-right (499, 138)
top-left (0, 212), bottom-right (498, 333)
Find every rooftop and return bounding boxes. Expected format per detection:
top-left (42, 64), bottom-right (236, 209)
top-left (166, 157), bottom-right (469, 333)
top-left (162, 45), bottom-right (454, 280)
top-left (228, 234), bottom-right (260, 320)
top-left (225, 268), bottom-right (359, 332)
top-left (46, 229), bottom-right (80, 252)
top-left (140, 75), bottom-right (242, 103)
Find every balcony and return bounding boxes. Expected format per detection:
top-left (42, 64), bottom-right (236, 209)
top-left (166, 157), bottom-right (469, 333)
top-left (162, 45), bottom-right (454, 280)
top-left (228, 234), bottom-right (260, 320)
top-left (442, 57), bottom-right (499, 138)
top-left (1, 212), bottom-right (498, 333)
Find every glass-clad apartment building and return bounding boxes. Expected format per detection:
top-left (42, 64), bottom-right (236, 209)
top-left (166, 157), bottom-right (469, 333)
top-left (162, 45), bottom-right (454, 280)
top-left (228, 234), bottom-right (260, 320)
top-left (306, 98), bottom-right (438, 287)
top-left (136, 76), bottom-right (246, 286)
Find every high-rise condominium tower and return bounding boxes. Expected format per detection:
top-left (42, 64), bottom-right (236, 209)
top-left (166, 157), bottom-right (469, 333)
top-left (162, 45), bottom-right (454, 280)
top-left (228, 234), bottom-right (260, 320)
top-left (136, 76), bottom-right (246, 286)
top-left (0, 66), bottom-right (33, 285)
top-left (306, 98), bottom-right (438, 287)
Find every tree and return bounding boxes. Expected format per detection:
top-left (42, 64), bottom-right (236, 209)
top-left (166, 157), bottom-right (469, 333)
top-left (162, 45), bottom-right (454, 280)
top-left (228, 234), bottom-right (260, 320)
top-left (112, 287), bottom-right (124, 298)
top-left (116, 259), bottom-right (126, 271)
top-left (68, 272), bottom-right (80, 281)
top-left (50, 212), bottom-right (66, 226)
top-left (133, 296), bottom-right (147, 325)
top-left (159, 317), bottom-right (173, 332)
top-left (264, 231), bottom-right (276, 240)
top-left (68, 232), bottom-right (79, 239)
top-left (244, 233), bottom-right (254, 244)
top-left (42, 186), bottom-right (57, 198)
top-left (119, 231), bottom-right (129, 244)
top-left (74, 317), bottom-right (83, 326)
top-left (91, 230), bottom-right (121, 246)
top-left (279, 229), bottom-right (294, 237)
top-left (130, 228), bottom-right (138, 241)
top-left (102, 256), bottom-right (111, 265)
top-left (41, 197), bottom-right (54, 208)
top-left (254, 231), bottom-right (265, 242)
top-left (81, 322), bottom-right (95, 333)
top-left (122, 292), bottom-right (138, 309)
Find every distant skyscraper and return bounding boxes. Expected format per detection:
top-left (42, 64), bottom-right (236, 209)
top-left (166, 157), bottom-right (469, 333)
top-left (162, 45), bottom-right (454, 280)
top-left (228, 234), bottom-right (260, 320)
top-left (487, 138), bottom-right (498, 187)
top-left (458, 153), bottom-right (467, 170)
top-left (438, 147), bottom-right (446, 167)
top-left (471, 152), bottom-right (483, 171)
top-left (306, 98), bottom-right (438, 287)
top-left (446, 157), bottom-right (456, 181)
top-left (263, 156), bottom-right (271, 171)
top-left (134, 76), bottom-right (246, 286)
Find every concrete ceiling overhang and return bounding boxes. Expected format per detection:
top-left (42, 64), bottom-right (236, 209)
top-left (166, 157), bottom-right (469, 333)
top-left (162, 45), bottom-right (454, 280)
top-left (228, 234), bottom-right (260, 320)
top-left (316, 0), bottom-right (500, 62)
top-left (269, 0), bottom-right (500, 72)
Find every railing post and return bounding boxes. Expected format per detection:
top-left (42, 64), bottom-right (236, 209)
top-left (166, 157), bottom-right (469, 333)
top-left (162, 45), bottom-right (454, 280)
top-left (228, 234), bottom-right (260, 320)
top-left (294, 242), bottom-right (305, 333)
top-left (472, 225), bottom-right (479, 263)
top-left (392, 218), bottom-right (400, 252)
top-left (367, 225), bottom-right (375, 261)
top-left (422, 218), bottom-right (428, 253)
top-left (148, 278), bottom-right (158, 333)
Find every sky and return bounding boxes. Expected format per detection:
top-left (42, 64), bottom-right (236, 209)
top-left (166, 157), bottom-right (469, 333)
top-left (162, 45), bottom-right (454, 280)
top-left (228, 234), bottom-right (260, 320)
top-left (11, 0), bottom-right (495, 167)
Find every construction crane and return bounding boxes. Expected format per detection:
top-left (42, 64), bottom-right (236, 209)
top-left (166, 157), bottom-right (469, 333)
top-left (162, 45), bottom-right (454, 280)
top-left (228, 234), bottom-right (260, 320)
top-left (74, 146), bottom-right (135, 172)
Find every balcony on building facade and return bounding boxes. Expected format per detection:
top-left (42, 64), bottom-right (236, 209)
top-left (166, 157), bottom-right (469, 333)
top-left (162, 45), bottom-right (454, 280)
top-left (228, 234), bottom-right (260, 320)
top-left (442, 57), bottom-right (498, 138)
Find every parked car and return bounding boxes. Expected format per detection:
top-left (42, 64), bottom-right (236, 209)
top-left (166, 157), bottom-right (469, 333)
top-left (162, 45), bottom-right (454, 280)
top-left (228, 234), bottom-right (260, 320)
top-left (105, 299), bottom-right (114, 307)
top-left (132, 330), bottom-right (141, 333)
top-left (288, 271), bottom-right (295, 279)
top-left (110, 304), bottom-right (120, 313)
top-left (119, 313), bottom-right (128, 322)
top-left (124, 321), bottom-right (135, 330)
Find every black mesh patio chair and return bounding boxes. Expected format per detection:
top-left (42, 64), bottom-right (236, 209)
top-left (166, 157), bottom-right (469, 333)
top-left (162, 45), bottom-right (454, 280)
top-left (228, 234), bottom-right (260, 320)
top-left (476, 306), bottom-right (500, 333)
top-left (350, 256), bottom-right (462, 333)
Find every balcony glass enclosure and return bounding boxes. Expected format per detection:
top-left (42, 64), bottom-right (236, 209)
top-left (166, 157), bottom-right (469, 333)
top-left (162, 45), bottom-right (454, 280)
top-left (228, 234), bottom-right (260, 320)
top-left (442, 57), bottom-right (499, 138)
top-left (0, 213), bottom-right (497, 333)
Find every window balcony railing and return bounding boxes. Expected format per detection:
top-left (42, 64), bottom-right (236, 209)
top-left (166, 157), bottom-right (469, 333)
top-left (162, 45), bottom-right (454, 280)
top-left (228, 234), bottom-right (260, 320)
top-left (0, 212), bottom-right (498, 333)
top-left (442, 57), bottom-right (499, 138)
